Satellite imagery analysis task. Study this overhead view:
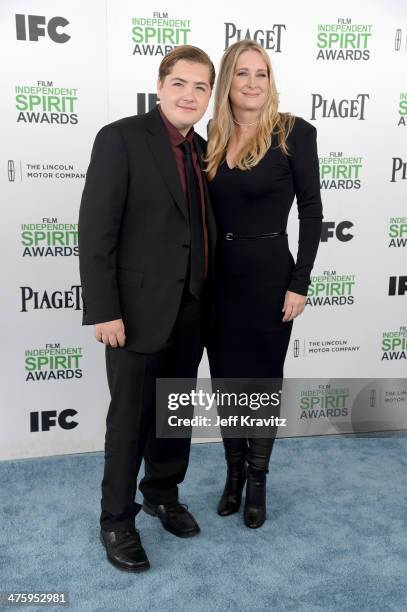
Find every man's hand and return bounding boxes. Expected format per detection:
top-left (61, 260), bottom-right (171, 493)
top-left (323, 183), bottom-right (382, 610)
top-left (94, 319), bottom-right (126, 347)
top-left (282, 291), bottom-right (307, 322)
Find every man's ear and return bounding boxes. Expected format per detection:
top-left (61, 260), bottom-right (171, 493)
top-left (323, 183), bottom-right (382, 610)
top-left (157, 78), bottom-right (162, 98)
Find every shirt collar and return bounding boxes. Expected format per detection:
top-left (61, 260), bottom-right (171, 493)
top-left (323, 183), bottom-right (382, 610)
top-left (158, 104), bottom-right (194, 147)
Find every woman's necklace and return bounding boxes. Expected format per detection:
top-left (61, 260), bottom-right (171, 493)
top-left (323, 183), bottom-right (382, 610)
top-left (232, 118), bottom-right (259, 126)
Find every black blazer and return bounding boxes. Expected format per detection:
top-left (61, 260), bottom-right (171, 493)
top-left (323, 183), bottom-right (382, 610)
top-left (78, 105), bottom-right (217, 353)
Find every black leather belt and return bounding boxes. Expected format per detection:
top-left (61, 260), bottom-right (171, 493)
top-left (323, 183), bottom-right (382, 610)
top-left (225, 231), bottom-right (287, 241)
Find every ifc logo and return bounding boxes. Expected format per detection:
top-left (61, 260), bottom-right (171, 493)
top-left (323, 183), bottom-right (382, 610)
top-left (15, 14), bottom-right (70, 43)
top-left (30, 409), bottom-right (78, 431)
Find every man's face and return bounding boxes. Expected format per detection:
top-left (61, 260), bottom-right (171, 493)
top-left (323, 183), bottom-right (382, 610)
top-left (157, 59), bottom-right (212, 133)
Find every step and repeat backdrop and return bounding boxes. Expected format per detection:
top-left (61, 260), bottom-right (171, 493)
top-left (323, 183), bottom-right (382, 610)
top-left (1, 0), bottom-right (406, 459)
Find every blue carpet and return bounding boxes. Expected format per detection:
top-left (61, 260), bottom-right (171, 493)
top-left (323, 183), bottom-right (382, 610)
top-left (1, 437), bottom-right (407, 612)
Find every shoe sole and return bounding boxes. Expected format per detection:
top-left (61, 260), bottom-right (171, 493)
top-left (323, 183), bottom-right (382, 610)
top-left (99, 532), bottom-right (150, 572)
top-left (243, 513), bottom-right (267, 529)
top-left (217, 507), bottom-right (240, 516)
top-left (142, 502), bottom-right (200, 538)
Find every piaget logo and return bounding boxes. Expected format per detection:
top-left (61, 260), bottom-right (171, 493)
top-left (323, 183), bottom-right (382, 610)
top-left (299, 385), bottom-right (350, 419)
top-left (307, 271), bottom-right (355, 306)
top-left (317, 18), bottom-right (373, 60)
top-left (319, 152), bottom-right (362, 190)
top-left (381, 327), bottom-right (407, 361)
top-left (390, 157), bottom-right (407, 182)
top-left (25, 343), bottom-right (83, 381)
top-left (388, 217), bottom-right (407, 248)
top-left (15, 80), bottom-right (78, 124)
top-left (310, 94), bottom-right (369, 120)
top-left (20, 285), bottom-right (82, 312)
top-left (224, 22), bottom-right (286, 51)
top-left (21, 218), bottom-right (78, 257)
top-left (132, 11), bottom-right (191, 55)
top-left (398, 93), bottom-right (407, 126)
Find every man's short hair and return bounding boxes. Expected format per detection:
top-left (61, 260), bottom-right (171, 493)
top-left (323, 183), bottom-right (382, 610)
top-left (158, 45), bottom-right (215, 89)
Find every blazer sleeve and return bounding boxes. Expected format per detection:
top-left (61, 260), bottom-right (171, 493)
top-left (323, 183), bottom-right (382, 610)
top-left (78, 123), bottom-right (128, 324)
top-left (287, 117), bottom-right (323, 296)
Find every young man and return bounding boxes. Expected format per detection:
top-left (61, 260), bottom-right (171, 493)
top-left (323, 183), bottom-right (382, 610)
top-left (78, 46), bottom-right (216, 572)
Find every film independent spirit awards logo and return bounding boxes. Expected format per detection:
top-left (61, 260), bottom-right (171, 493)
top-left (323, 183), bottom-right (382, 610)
top-left (20, 218), bottom-right (78, 258)
top-left (397, 92), bottom-right (407, 127)
top-left (131, 11), bottom-right (191, 55)
top-left (15, 80), bottom-right (79, 125)
top-left (319, 152), bottom-right (363, 190)
top-left (25, 343), bottom-right (84, 382)
top-left (381, 327), bottom-right (407, 361)
top-left (387, 217), bottom-right (407, 249)
top-left (306, 270), bottom-right (355, 307)
top-left (316, 17), bottom-right (373, 61)
top-left (299, 384), bottom-right (350, 420)
top-left (14, 19), bottom-right (77, 123)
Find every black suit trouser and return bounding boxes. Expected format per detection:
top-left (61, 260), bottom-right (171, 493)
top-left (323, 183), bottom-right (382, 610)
top-left (100, 288), bottom-right (204, 531)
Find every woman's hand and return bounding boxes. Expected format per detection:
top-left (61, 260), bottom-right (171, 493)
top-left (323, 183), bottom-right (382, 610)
top-left (282, 290), bottom-right (307, 322)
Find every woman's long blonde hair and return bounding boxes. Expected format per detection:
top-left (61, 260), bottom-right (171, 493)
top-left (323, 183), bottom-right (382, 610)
top-left (205, 40), bottom-right (295, 181)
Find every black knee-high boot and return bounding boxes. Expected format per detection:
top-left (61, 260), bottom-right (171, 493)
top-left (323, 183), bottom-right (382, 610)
top-left (217, 438), bottom-right (248, 516)
top-left (244, 437), bottom-right (275, 528)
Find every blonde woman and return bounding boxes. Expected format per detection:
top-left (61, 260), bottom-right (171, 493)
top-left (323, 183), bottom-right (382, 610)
top-left (205, 40), bottom-right (323, 528)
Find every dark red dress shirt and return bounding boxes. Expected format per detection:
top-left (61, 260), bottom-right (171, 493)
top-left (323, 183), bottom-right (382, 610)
top-left (158, 105), bottom-right (208, 278)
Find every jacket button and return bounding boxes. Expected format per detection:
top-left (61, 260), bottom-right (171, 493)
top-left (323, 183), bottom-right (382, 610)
top-left (178, 278), bottom-right (185, 283)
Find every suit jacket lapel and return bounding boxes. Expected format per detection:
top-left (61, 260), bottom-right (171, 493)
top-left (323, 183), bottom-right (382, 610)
top-left (145, 107), bottom-right (188, 221)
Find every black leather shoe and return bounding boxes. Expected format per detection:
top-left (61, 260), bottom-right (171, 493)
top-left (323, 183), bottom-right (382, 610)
top-left (217, 452), bottom-right (247, 516)
top-left (100, 527), bottom-right (150, 572)
top-left (142, 499), bottom-right (200, 538)
top-left (243, 466), bottom-right (267, 529)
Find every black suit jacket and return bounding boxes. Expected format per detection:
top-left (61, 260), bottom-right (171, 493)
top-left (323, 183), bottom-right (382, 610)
top-left (78, 105), bottom-right (216, 353)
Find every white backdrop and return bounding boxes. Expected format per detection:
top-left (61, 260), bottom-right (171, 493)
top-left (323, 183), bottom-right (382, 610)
top-left (1, 0), bottom-right (406, 459)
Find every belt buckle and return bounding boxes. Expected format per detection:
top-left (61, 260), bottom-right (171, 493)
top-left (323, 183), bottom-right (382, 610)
top-left (225, 233), bottom-right (234, 241)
